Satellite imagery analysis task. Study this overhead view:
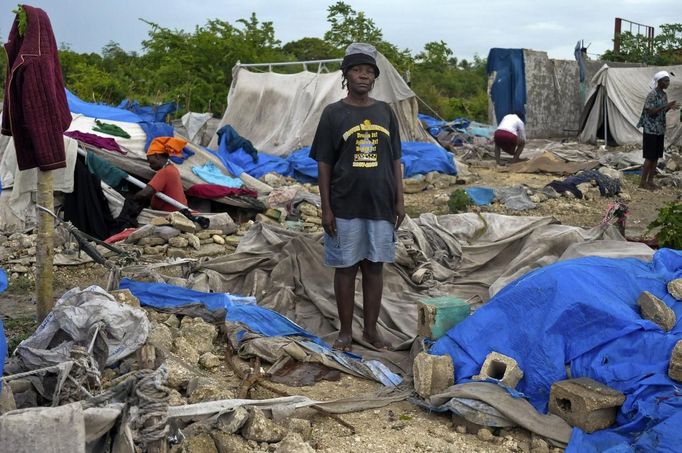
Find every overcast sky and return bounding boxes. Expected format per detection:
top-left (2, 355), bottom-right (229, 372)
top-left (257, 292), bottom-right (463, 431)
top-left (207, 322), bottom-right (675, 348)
top-left (2, 1), bottom-right (680, 61)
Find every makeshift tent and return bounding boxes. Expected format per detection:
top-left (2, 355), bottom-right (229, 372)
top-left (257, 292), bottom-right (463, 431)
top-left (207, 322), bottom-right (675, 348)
top-left (579, 64), bottom-right (682, 146)
top-left (209, 53), bottom-right (435, 156)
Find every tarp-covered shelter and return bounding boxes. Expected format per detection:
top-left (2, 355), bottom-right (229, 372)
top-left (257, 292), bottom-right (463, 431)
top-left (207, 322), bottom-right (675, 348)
top-left (578, 64), bottom-right (682, 146)
top-left (209, 53), bottom-right (434, 156)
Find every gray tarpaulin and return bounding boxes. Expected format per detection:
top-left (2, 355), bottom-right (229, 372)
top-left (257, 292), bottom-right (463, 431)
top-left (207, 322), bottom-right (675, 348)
top-left (185, 213), bottom-right (649, 373)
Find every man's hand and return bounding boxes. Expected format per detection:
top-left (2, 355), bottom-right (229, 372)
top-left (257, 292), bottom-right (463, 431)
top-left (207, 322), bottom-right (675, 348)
top-left (322, 209), bottom-right (336, 236)
top-left (394, 202), bottom-right (405, 230)
top-left (668, 100), bottom-right (680, 110)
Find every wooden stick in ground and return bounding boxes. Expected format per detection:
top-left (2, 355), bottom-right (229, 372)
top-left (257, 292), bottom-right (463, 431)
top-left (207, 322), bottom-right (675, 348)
top-left (237, 357), bottom-right (261, 399)
top-left (137, 344), bottom-right (168, 453)
top-left (35, 170), bottom-right (55, 322)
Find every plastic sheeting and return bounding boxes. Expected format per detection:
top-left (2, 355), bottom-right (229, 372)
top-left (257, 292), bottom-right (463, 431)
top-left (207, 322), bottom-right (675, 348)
top-left (487, 48), bottom-right (526, 124)
top-left (430, 249), bottom-right (682, 452)
top-left (209, 52), bottom-right (434, 155)
top-left (16, 286), bottom-right (150, 369)
top-left (579, 64), bottom-right (682, 145)
top-left (118, 279), bottom-right (401, 386)
top-left (66, 89), bottom-right (142, 123)
top-left (117, 99), bottom-right (176, 123)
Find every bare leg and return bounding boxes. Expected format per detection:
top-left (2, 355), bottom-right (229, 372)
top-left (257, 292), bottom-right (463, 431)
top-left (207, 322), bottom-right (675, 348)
top-left (511, 142), bottom-right (525, 162)
top-left (333, 264), bottom-right (359, 351)
top-left (639, 159), bottom-right (651, 189)
top-left (494, 145), bottom-right (502, 165)
top-left (647, 158), bottom-right (659, 189)
top-left (360, 259), bottom-right (388, 349)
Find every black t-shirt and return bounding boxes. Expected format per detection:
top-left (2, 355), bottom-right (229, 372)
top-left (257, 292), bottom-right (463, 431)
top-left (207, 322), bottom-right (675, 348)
top-left (310, 99), bottom-right (401, 221)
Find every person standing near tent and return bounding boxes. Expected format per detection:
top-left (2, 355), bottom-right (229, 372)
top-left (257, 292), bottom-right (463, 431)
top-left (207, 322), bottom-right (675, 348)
top-left (310, 43), bottom-right (405, 352)
top-left (493, 112), bottom-right (526, 165)
top-left (637, 71), bottom-right (679, 190)
top-left (133, 137), bottom-right (188, 211)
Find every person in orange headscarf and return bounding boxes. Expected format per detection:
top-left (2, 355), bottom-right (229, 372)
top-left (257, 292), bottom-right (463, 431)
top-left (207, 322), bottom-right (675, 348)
top-left (133, 137), bottom-right (188, 211)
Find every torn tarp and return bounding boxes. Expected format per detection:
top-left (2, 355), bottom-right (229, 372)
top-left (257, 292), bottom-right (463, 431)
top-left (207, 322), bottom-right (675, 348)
top-left (118, 279), bottom-right (402, 387)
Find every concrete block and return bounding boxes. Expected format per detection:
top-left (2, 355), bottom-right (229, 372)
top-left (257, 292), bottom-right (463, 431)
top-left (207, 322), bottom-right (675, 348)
top-left (637, 291), bottom-right (676, 332)
top-left (208, 213), bottom-right (237, 235)
top-left (110, 289), bottom-right (141, 308)
top-left (413, 352), bottom-right (455, 399)
top-left (473, 352), bottom-right (524, 389)
top-left (548, 378), bottom-right (624, 433)
top-left (668, 279), bottom-right (682, 301)
top-left (668, 340), bottom-right (682, 382)
top-left (417, 296), bottom-right (470, 340)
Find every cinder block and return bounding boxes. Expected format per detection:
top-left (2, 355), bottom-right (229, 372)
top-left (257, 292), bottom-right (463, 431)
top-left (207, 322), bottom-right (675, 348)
top-left (548, 378), bottom-right (624, 433)
top-left (472, 351), bottom-right (524, 389)
top-left (417, 296), bottom-right (470, 340)
top-left (413, 352), bottom-right (455, 399)
top-left (637, 291), bottom-right (676, 332)
top-left (668, 340), bottom-right (682, 382)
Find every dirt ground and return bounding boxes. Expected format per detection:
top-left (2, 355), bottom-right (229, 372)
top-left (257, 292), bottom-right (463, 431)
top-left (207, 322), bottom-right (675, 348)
top-left (1, 159), bottom-right (679, 452)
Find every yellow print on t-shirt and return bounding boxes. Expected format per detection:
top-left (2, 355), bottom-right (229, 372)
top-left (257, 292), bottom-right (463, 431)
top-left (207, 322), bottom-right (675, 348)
top-left (343, 120), bottom-right (389, 168)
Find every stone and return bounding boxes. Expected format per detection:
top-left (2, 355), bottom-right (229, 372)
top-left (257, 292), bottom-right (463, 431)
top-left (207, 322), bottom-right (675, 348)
top-left (211, 432), bottom-right (251, 453)
top-left (0, 382), bottom-right (17, 414)
top-left (150, 216), bottom-right (170, 226)
top-left (167, 388), bottom-right (186, 406)
top-left (619, 192), bottom-right (631, 202)
top-left (169, 236), bottom-right (189, 248)
top-left (137, 236), bottom-right (167, 246)
top-left (173, 336), bottom-right (200, 365)
top-left (180, 318), bottom-right (218, 354)
top-left (199, 352), bottom-right (222, 369)
top-left (241, 407), bottom-right (287, 443)
top-left (196, 229), bottom-right (224, 239)
top-left (167, 247), bottom-right (188, 258)
top-left (637, 291), bottom-right (676, 332)
top-left (403, 178), bottom-right (428, 193)
top-left (196, 244), bottom-right (227, 258)
top-left (668, 340), bottom-right (682, 382)
top-left (548, 377), bottom-right (625, 433)
top-left (298, 203), bottom-right (319, 218)
top-left (10, 264), bottom-right (29, 273)
top-left (209, 213), bottom-right (238, 235)
top-left (300, 214), bottom-right (321, 225)
top-left (477, 428), bottom-right (494, 442)
top-left (164, 314), bottom-right (180, 330)
top-left (225, 236), bottom-right (241, 247)
top-left (563, 191), bottom-right (575, 198)
top-left (434, 193), bottom-right (450, 205)
top-left (265, 208), bottom-right (285, 221)
top-left (169, 211), bottom-right (197, 233)
top-left (256, 213), bottom-right (280, 225)
top-left (216, 406), bottom-right (249, 434)
top-left (531, 437), bottom-right (550, 453)
top-left (598, 167), bottom-right (623, 181)
top-left (125, 224), bottom-right (155, 243)
top-left (143, 244), bottom-right (169, 256)
top-left (182, 433), bottom-right (218, 453)
top-left (274, 433), bottom-right (315, 453)
top-left (148, 323), bottom-right (174, 352)
top-left (284, 418), bottom-right (313, 441)
top-left (200, 238), bottom-right (215, 245)
top-left (187, 378), bottom-right (235, 404)
top-left (155, 226), bottom-right (182, 240)
top-left (212, 235), bottom-right (226, 245)
top-left (166, 358), bottom-right (197, 390)
top-left (413, 352), bottom-right (455, 399)
top-left (110, 289), bottom-right (141, 308)
top-left (668, 279), bottom-right (682, 301)
top-left (185, 233), bottom-right (201, 250)
top-left (473, 351), bottom-right (524, 389)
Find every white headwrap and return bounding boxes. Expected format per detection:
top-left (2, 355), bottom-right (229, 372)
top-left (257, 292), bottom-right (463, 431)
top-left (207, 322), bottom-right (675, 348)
top-left (650, 71), bottom-right (670, 90)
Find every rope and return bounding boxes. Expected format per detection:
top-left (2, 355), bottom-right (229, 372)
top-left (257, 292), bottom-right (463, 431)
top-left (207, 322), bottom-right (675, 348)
top-left (131, 366), bottom-right (170, 447)
top-left (58, 346), bottom-right (102, 405)
top-left (413, 92), bottom-right (447, 122)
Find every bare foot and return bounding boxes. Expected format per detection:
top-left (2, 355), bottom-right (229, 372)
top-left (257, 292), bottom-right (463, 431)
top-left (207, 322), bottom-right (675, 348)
top-left (332, 334), bottom-right (353, 352)
top-left (362, 331), bottom-right (390, 350)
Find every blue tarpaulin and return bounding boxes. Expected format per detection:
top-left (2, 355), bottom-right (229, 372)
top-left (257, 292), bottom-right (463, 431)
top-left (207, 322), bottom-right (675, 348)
top-left (464, 187), bottom-right (495, 205)
top-left (119, 279), bottom-right (401, 386)
top-left (66, 89), bottom-right (143, 123)
top-left (117, 99), bottom-right (177, 123)
top-left (430, 249), bottom-right (682, 452)
top-left (487, 48), bottom-right (526, 124)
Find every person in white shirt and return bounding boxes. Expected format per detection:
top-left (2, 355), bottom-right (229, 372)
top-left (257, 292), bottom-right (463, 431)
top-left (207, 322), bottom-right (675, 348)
top-left (493, 112), bottom-right (526, 165)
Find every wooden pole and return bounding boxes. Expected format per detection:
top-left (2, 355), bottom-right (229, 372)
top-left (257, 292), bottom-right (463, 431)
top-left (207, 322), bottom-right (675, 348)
top-left (35, 170), bottom-right (55, 322)
top-left (137, 344), bottom-right (168, 453)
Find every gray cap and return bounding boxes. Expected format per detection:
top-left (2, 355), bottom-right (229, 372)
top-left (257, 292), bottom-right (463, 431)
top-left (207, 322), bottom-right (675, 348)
top-left (345, 42), bottom-right (378, 59)
top-left (341, 43), bottom-right (380, 77)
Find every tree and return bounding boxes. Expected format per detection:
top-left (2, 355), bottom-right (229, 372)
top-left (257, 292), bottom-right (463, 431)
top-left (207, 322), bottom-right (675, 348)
top-left (324, 1), bottom-right (383, 49)
top-left (283, 37), bottom-right (342, 61)
top-left (602, 22), bottom-right (682, 65)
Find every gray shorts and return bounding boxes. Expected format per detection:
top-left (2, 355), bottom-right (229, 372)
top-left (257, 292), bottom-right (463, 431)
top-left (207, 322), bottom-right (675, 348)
top-left (324, 218), bottom-right (396, 268)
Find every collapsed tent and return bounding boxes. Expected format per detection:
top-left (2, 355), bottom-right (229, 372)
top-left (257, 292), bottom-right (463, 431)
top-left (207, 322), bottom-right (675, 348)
top-left (579, 64), bottom-right (682, 146)
top-left (430, 249), bottom-right (682, 452)
top-left (210, 53), bottom-right (435, 156)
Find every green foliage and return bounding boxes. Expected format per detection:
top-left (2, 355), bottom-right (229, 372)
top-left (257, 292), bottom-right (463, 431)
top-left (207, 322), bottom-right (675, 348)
top-left (602, 23), bottom-right (682, 65)
top-left (646, 201), bottom-right (682, 250)
top-left (448, 189), bottom-right (472, 213)
top-left (283, 37), bottom-right (343, 61)
top-left (12, 5), bottom-right (27, 36)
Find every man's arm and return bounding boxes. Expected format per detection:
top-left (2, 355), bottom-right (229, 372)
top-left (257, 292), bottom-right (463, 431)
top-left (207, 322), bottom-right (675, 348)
top-left (133, 185), bottom-right (156, 205)
top-left (393, 159), bottom-right (405, 230)
top-left (318, 162), bottom-right (336, 236)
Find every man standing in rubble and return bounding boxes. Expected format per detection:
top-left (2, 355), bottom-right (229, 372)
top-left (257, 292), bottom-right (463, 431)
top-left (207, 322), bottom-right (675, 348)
top-left (493, 111), bottom-right (526, 165)
top-left (637, 71), bottom-right (679, 190)
top-left (310, 43), bottom-right (405, 352)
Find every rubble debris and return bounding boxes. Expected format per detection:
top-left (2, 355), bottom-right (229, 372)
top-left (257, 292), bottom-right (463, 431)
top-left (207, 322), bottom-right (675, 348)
top-left (274, 432), bottom-right (315, 453)
top-left (110, 288), bottom-right (141, 307)
top-left (181, 432), bottom-right (218, 453)
top-left (637, 291), bottom-right (676, 332)
top-left (211, 431), bottom-right (251, 453)
top-left (549, 377), bottom-right (624, 433)
top-left (667, 279), bottom-right (682, 301)
top-left (413, 352), bottom-right (455, 399)
top-left (241, 407), bottom-right (287, 443)
top-left (472, 351), bottom-right (524, 389)
top-left (169, 211), bottom-right (197, 233)
top-left (199, 352), bottom-right (222, 370)
top-left (668, 340), bottom-right (682, 382)
top-left (180, 317), bottom-right (218, 354)
top-left (215, 406), bottom-right (249, 434)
